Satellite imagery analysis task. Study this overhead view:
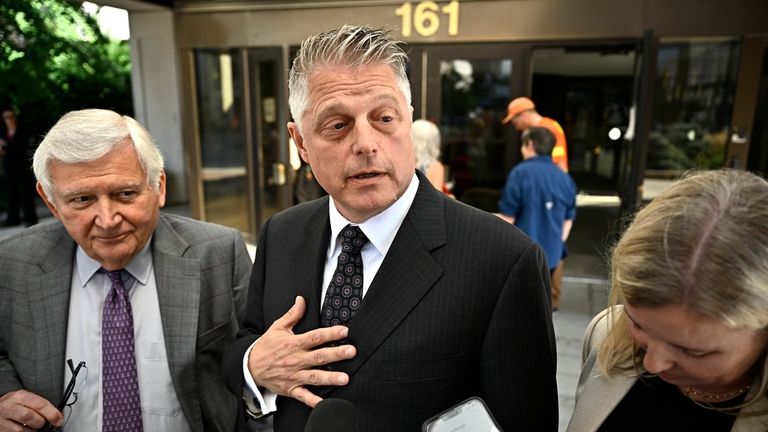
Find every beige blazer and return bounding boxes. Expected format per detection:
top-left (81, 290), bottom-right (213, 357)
top-left (567, 307), bottom-right (768, 432)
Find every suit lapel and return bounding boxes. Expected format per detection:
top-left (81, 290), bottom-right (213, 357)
top-left (28, 227), bottom-right (76, 403)
top-left (294, 201), bottom-right (331, 334)
top-left (326, 175), bottom-right (447, 381)
top-left (151, 216), bottom-right (204, 431)
top-left (567, 351), bottom-right (635, 431)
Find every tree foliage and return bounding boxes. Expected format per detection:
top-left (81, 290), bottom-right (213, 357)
top-left (0, 0), bottom-right (132, 139)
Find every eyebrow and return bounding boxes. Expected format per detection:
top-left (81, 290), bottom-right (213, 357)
top-left (314, 93), bottom-right (402, 125)
top-left (59, 182), bottom-right (145, 199)
top-left (624, 308), bottom-right (708, 353)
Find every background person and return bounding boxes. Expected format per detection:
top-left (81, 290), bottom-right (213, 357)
top-left (498, 127), bottom-right (577, 311)
top-left (502, 96), bottom-right (568, 172)
top-left (502, 96), bottom-right (570, 310)
top-left (222, 25), bottom-right (558, 432)
top-left (568, 169), bottom-right (768, 431)
top-left (0, 106), bottom-right (38, 227)
top-left (411, 119), bottom-right (451, 195)
top-left (0, 109), bottom-right (251, 432)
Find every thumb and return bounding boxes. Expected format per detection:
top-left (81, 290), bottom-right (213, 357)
top-left (274, 296), bottom-right (307, 330)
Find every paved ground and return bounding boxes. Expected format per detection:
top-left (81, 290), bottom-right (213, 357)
top-left (556, 270), bottom-right (609, 431)
top-left (0, 199), bottom-right (618, 431)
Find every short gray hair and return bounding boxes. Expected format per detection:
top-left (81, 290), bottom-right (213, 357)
top-left (412, 119), bottom-right (441, 171)
top-left (288, 25), bottom-right (412, 132)
top-left (33, 109), bottom-right (164, 199)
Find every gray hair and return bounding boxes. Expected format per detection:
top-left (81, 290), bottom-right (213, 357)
top-left (411, 119), bottom-right (440, 172)
top-left (288, 24), bottom-right (412, 132)
top-left (33, 109), bottom-right (164, 200)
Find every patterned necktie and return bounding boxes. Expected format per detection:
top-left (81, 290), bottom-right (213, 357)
top-left (321, 225), bottom-right (369, 327)
top-left (102, 270), bottom-right (143, 432)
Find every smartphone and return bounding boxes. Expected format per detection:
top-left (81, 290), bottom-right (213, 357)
top-left (422, 397), bottom-right (502, 432)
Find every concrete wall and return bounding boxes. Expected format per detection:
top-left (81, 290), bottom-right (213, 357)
top-left (128, 10), bottom-right (188, 204)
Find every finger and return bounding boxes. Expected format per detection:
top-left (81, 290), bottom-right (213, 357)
top-left (16, 393), bottom-right (62, 429)
top-left (297, 368), bottom-right (350, 388)
top-left (301, 325), bottom-right (350, 349)
top-left (289, 386), bottom-right (323, 408)
top-left (272, 296), bottom-right (307, 331)
top-left (0, 417), bottom-right (29, 432)
top-left (0, 390), bottom-right (62, 431)
top-left (305, 344), bottom-right (356, 367)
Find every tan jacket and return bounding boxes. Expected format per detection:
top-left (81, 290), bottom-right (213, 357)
top-left (567, 307), bottom-right (768, 432)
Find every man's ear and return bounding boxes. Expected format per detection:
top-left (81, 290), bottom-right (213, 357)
top-left (288, 122), bottom-right (310, 163)
top-left (36, 182), bottom-right (61, 220)
top-left (157, 170), bottom-right (167, 208)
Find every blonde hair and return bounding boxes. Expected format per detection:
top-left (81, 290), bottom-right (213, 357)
top-left (598, 169), bottom-right (768, 407)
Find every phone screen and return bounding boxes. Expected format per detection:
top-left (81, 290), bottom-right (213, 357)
top-left (422, 397), bottom-right (502, 432)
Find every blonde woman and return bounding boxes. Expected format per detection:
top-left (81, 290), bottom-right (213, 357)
top-left (568, 169), bottom-right (768, 431)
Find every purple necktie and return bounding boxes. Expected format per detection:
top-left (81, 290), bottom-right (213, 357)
top-left (102, 270), bottom-right (143, 432)
top-left (321, 225), bottom-right (369, 327)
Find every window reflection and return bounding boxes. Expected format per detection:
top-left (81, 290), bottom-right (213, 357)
top-left (647, 40), bottom-right (740, 175)
top-left (440, 58), bottom-right (512, 204)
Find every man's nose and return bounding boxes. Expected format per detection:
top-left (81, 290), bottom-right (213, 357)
top-left (95, 199), bottom-right (122, 228)
top-left (352, 122), bottom-right (380, 155)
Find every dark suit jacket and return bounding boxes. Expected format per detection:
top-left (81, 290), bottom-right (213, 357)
top-left (223, 172), bottom-right (559, 431)
top-left (0, 213), bottom-right (252, 432)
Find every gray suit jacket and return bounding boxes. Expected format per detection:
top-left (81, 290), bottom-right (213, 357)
top-left (0, 213), bottom-right (251, 432)
top-left (567, 307), bottom-right (768, 431)
top-left (223, 172), bottom-right (559, 431)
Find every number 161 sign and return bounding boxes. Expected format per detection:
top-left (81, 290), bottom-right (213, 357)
top-left (395, 0), bottom-right (460, 37)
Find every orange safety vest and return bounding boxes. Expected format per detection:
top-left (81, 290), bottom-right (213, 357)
top-left (538, 117), bottom-right (568, 172)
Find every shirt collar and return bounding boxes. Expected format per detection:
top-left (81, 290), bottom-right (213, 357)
top-left (75, 237), bottom-right (154, 287)
top-left (328, 172), bottom-right (419, 255)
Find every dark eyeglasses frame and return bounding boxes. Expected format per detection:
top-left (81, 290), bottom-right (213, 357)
top-left (41, 359), bottom-right (86, 432)
top-left (59, 359), bottom-right (86, 410)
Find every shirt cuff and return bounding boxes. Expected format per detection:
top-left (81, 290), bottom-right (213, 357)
top-left (242, 339), bottom-right (278, 418)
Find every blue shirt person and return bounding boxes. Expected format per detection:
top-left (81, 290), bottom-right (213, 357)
top-left (498, 127), bottom-right (577, 274)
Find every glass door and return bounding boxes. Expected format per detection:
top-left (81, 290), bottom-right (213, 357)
top-left (192, 47), bottom-right (291, 241)
top-left (248, 47), bottom-right (291, 230)
top-left (194, 49), bottom-right (251, 234)
top-left (412, 43), bottom-right (526, 211)
top-left (530, 45), bottom-right (636, 196)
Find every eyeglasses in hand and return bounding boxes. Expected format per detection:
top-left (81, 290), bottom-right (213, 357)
top-left (41, 359), bottom-right (87, 432)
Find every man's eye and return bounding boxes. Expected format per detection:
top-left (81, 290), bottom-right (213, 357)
top-left (382, 115), bottom-right (394, 123)
top-left (118, 191), bottom-right (138, 199)
top-left (71, 196), bottom-right (91, 204)
top-left (332, 122), bottom-right (345, 130)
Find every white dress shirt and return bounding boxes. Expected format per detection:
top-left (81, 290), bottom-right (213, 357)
top-left (242, 173), bottom-right (421, 416)
top-left (63, 240), bottom-right (193, 432)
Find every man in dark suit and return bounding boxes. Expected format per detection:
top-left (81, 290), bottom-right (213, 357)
top-left (222, 25), bottom-right (558, 432)
top-left (0, 109), bottom-right (251, 432)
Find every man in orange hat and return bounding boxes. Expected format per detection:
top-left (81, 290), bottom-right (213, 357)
top-left (502, 96), bottom-right (568, 172)
top-left (501, 96), bottom-right (571, 311)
